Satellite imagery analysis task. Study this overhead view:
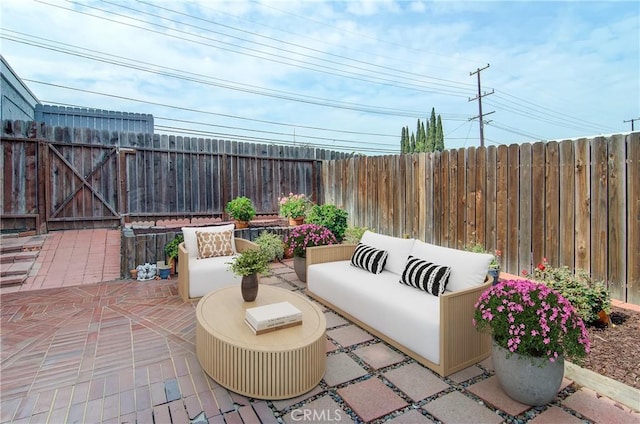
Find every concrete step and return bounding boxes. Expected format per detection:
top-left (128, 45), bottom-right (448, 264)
top-left (1, 261), bottom-right (32, 277)
top-left (0, 273), bottom-right (27, 287)
top-left (1, 250), bottom-right (39, 264)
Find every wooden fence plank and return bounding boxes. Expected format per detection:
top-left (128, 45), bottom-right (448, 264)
top-left (456, 148), bottom-right (466, 249)
top-left (519, 143), bottom-right (532, 273)
top-left (531, 142), bottom-right (546, 267)
top-left (430, 152), bottom-right (439, 244)
top-left (440, 151), bottom-right (450, 247)
top-left (496, 146), bottom-right (508, 267)
top-left (559, 140), bottom-right (575, 268)
top-left (607, 134), bottom-right (626, 300)
top-left (545, 141), bottom-right (560, 268)
top-left (574, 138), bottom-right (590, 270)
top-left (466, 147), bottom-right (477, 247)
top-left (505, 144), bottom-right (519, 273)
top-left (590, 137), bottom-right (608, 283)
top-left (417, 153), bottom-right (427, 240)
top-left (628, 133), bottom-right (640, 305)
top-left (485, 146), bottom-right (497, 255)
top-left (475, 147), bottom-right (487, 248)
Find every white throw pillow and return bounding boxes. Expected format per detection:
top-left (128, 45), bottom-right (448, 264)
top-left (360, 231), bottom-right (415, 275)
top-left (409, 240), bottom-right (492, 292)
top-left (182, 224), bottom-right (236, 259)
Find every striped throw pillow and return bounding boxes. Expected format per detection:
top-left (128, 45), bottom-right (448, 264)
top-left (350, 243), bottom-right (389, 274)
top-left (400, 256), bottom-right (451, 296)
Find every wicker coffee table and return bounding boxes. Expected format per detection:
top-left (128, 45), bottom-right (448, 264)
top-left (195, 285), bottom-right (326, 399)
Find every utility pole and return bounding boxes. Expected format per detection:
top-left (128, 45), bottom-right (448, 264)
top-left (469, 64), bottom-right (495, 147)
top-left (623, 117), bottom-right (640, 131)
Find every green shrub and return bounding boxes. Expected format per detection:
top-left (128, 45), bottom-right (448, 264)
top-left (225, 196), bottom-right (256, 221)
top-left (255, 231), bottom-right (284, 262)
top-left (306, 204), bottom-right (348, 242)
top-left (343, 226), bottom-right (368, 244)
top-left (527, 259), bottom-right (611, 325)
top-left (164, 233), bottom-right (184, 261)
top-left (228, 248), bottom-right (270, 277)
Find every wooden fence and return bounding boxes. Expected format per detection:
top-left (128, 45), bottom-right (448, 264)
top-left (323, 133), bottom-right (640, 305)
top-left (1, 120), bottom-right (348, 231)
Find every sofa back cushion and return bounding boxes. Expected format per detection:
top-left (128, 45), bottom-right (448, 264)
top-left (409, 240), bottom-right (492, 292)
top-left (182, 224), bottom-right (236, 259)
top-left (360, 231), bottom-right (415, 275)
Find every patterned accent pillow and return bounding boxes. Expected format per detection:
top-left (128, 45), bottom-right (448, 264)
top-left (350, 243), bottom-right (389, 274)
top-left (400, 256), bottom-right (451, 296)
top-left (196, 230), bottom-right (234, 259)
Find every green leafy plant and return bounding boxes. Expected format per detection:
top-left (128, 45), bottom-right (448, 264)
top-left (524, 258), bottom-right (611, 325)
top-left (228, 248), bottom-right (270, 277)
top-left (465, 243), bottom-right (501, 270)
top-left (343, 226), bottom-right (368, 244)
top-left (255, 231), bottom-right (284, 262)
top-left (305, 204), bottom-right (348, 242)
top-left (278, 193), bottom-right (312, 219)
top-left (225, 196), bottom-right (256, 222)
top-left (164, 233), bottom-right (184, 262)
top-left (474, 279), bottom-right (591, 364)
top-left (283, 224), bottom-right (337, 258)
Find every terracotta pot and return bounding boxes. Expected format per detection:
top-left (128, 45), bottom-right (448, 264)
top-left (235, 220), bottom-right (249, 229)
top-left (289, 217), bottom-right (304, 226)
top-left (241, 274), bottom-right (259, 302)
top-left (130, 269), bottom-right (138, 280)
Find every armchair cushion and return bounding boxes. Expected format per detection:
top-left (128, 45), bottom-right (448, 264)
top-left (182, 224), bottom-right (236, 259)
top-left (196, 230), bottom-right (234, 259)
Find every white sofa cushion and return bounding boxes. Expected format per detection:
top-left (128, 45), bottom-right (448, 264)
top-left (308, 260), bottom-right (441, 365)
top-left (400, 256), bottom-right (451, 296)
top-left (409, 240), bottom-right (492, 292)
top-left (188, 254), bottom-right (241, 298)
top-left (350, 243), bottom-right (388, 274)
top-left (360, 231), bottom-right (415, 275)
top-left (182, 224), bottom-right (236, 259)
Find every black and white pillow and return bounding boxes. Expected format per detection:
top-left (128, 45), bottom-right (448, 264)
top-left (350, 243), bottom-right (389, 274)
top-left (400, 256), bottom-right (451, 296)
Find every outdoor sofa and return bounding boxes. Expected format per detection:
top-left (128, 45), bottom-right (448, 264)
top-left (177, 224), bottom-right (258, 302)
top-left (306, 230), bottom-right (493, 377)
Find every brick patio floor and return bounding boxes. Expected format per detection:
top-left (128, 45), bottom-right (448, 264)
top-left (1, 229), bottom-right (639, 423)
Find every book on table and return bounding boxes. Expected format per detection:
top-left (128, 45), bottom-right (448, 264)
top-left (245, 301), bottom-right (302, 334)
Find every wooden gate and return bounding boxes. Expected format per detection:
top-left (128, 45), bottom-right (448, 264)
top-left (44, 141), bottom-right (122, 230)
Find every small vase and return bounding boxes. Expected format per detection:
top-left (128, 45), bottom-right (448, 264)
top-left (293, 256), bottom-right (307, 282)
top-left (491, 341), bottom-right (564, 406)
top-left (241, 274), bottom-right (259, 302)
top-left (488, 268), bottom-right (500, 285)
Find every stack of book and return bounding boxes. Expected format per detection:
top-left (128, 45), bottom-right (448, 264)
top-left (245, 301), bottom-right (303, 335)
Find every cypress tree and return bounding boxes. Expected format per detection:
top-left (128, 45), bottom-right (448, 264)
top-left (410, 133), bottom-right (416, 153)
top-left (435, 115), bottom-right (445, 151)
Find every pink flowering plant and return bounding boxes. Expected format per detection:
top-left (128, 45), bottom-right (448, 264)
top-left (473, 279), bottom-right (590, 364)
top-left (284, 224), bottom-right (337, 258)
top-left (278, 193), bottom-right (311, 219)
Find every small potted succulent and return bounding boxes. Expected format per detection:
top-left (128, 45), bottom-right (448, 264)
top-left (225, 196), bottom-right (256, 228)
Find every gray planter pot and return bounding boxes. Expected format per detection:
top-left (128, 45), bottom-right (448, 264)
top-left (293, 256), bottom-right (307, 283)
top-left (491, 341), bottom-right (564, 406)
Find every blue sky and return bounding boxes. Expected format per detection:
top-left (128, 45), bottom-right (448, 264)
top-left (1, 0), bottom-right (638, 154)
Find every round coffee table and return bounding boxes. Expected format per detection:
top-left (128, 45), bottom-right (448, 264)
top-left (195, 284), bottom-right (326, 399)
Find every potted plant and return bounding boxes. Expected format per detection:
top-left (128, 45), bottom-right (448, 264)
top-left (278, 193), bottom-right (312, 225)
top-left (225, 196), bottom-right (256, 228)
top-left (255, 231), bottom-right (285, 262)
top-left (473, 279), bottom-right (590, 405)
top-left (228, 248), bottom-right (270, 301)
top-left (305, 204), bottom-right (348, 241)
top-left (283, 223), bottom-right (337, 282)
top-left (164, 233), bottom-right (184, 274)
